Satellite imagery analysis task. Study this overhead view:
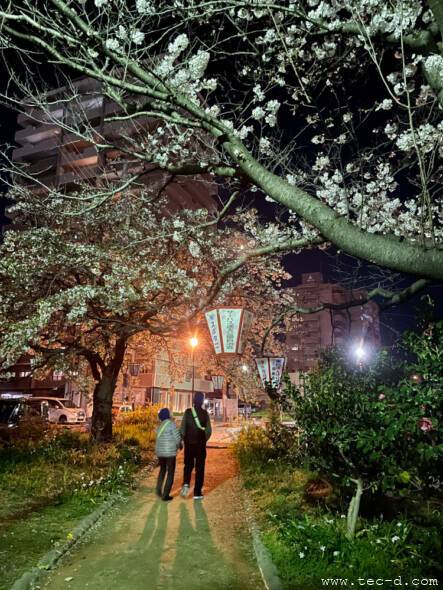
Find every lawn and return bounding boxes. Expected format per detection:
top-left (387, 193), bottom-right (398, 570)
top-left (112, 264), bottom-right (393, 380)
top-left (0, 409), bottom-right (157, 589)
top-left (236, 430), bottom-right (442, 590)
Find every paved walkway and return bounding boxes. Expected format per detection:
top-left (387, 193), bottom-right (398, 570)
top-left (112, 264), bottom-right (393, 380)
top-left (42, 441), bottom-right (264, 590)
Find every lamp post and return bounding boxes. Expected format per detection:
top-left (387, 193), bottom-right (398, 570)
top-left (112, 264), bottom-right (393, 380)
top-left (190, 336), bottom-right (198, 399)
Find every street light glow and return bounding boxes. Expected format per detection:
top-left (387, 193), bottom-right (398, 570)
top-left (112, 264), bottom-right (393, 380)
top-left (190, 337), bottom-right (198, 348)
top-left (355, 346), bottom-right (365, 360)
top-left (242, 364), bottom-right (249, 372)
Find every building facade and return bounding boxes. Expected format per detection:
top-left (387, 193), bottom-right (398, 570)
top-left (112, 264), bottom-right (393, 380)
top-left (285, 272), bottom-right (381, 374)
top-left (12, 76), bottom-right (218, 213)
top-left (0, 354), bottom-right (67, 398)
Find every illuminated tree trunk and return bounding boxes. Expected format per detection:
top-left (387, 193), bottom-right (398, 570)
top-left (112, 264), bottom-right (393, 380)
top-left (91, 338), bottom-right (127, 443)
top-left (346, 477), bottom-right (364, 539)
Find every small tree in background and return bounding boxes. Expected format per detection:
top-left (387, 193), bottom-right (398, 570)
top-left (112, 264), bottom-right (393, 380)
top-left (283, 329), bottom-right (442, 538)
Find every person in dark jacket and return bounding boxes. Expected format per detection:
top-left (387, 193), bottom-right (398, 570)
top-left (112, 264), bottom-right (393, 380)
top-left (180, 392), bottom-right (212, 500)
top-left (155, 407), bottom-right (182, 501)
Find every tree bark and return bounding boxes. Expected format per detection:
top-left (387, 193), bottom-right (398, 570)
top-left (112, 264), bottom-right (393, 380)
top-left (346, 477), bottom-right (364, 539)
top-left (90, 338), bottom-right (127, 443)
top-left (221, 139), bottom-right (443, 281)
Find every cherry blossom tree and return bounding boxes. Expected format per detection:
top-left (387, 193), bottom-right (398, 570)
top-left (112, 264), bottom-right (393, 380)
top-left (0, 186), bottom-right (294, 441)
top-left (1, 0), bottom-right (442, 284)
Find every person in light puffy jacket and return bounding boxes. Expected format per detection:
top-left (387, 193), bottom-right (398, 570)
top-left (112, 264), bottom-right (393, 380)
top-left (155, 408), bottom-right (182, 501)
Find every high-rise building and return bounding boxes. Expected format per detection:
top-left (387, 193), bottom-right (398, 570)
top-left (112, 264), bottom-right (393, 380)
top-left (11, 76), bottom-right (218, 212)
top-left (285, 272), bottom-right (380, 373)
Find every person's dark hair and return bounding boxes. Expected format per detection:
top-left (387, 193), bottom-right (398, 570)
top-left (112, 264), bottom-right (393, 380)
top-left (158, 407), bottom-right (170, 421)
top-left (193, 392), bottom-right (204, 407)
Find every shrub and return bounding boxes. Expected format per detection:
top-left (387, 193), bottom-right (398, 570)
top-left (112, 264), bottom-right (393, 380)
top-left (0, 415), bottom-right (49, 451)
top-left (235, 425), bottom-right (274, 465)
top-left (113, 405), bottom-right (159, 453)
top-left (282, 328), bottom-right (443, 537)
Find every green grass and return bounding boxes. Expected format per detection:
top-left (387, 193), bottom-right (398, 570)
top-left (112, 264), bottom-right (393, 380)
top-left (0, 422), bottom-right (155, 589)
top-left (0, 494), bottom-right (105, 590)
top-left (239, 457), bottom-right (442, 589)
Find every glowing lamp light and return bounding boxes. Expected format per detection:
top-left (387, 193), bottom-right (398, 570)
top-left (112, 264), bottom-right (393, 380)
top-left (190, 337), bottom-right (199, 348)
top-left (355, 346), bottom-right (365, 360)
top-left (241, 364), bottom-right (249, 373)
top-left (255, 356), bottom-right (286, 389)
top-left (205, 307), bottom-right (254, 356)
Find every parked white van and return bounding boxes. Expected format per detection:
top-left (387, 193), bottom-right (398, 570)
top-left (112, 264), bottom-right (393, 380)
top-left (27, 397), bottom-right (86, 424)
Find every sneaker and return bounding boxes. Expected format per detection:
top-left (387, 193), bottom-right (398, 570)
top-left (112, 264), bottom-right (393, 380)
top-left (193, 495), bottom-right (204, 500)
top-left (180, 484), bottom-right (190, 498)
top-left (162, 495), bottom-right (173, 502)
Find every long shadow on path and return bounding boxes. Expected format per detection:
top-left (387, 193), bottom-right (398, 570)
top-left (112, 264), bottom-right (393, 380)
top-left (42, 450), bottom-right (264, 590)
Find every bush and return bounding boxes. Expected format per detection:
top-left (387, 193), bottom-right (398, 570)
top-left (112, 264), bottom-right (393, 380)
top-left (0, 415), bottom-right (49, 451)
top-left (113, 405), bottom-right (159, 453)
top-left (235, 418), bottom-right (299, 467)
top-left (281, 326), bottom-right (443, 537)
top-left (240, 459), bottom-right (442, 589)
top-left (235, 425), bottom-right (275, 465)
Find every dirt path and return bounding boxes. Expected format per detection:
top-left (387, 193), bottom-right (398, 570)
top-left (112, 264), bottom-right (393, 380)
top-left (41, 447), bottom-right (264, 590)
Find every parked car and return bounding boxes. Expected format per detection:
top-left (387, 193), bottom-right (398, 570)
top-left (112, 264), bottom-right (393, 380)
top-left (0, 397), bottom-right (28, 428)
top-left (112, 403), bottom-right (134, 421)
top-left (26, 397), bottom-right (86, 424)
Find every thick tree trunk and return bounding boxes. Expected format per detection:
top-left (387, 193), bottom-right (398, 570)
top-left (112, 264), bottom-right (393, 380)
top-left (90, 338), bottom-right (127, 443)
top-left (91, 371), bottom-right (118, 442)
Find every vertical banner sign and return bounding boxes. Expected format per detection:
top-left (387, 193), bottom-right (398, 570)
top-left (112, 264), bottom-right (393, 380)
top-left (270, 357), bottom-right (285, 388)
top-left (205, 307), bottom-right (254, 355)
top-left (255, 356), bottom-right (286, 388)
top-left (205, 309), bottom-right (222, 354)
top-left (219, 308), bottom-right (242, 353)
top-left (255, 357), bottom-right (269, 386)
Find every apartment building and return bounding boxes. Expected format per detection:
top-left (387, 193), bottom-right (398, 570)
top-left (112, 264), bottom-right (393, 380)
top-left (0, 354), bottom-right (66, 398)
top-left (113, 344), bottom-right (222, 414)
top-left (285, 272), bottom-right (381, 373)
top-left (11, 76), bottom-right (218, 211)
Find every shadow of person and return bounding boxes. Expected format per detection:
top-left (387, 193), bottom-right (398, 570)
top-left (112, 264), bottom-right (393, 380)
top-left (57, 499), bottom-right (169, 590)
top-left (166, 502), bottom-right (242, 590)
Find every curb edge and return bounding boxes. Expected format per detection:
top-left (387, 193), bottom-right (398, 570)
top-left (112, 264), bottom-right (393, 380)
top-left (10, 492), bottom-right (121, 590)
top-left (240, 476), bottom-right (283, 590)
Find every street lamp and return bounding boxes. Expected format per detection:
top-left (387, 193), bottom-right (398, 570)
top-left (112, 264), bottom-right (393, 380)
top-left (241, 364), bottom-right (249, 373)
top-left (355, 346), bottom-right (365, 360)
top-left (190, 336), bottom-right (198, 398)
